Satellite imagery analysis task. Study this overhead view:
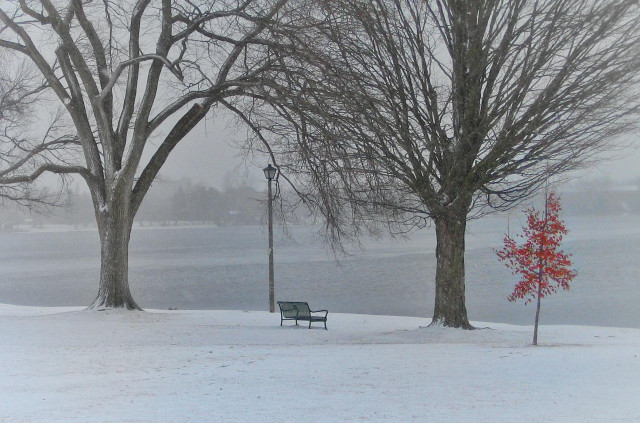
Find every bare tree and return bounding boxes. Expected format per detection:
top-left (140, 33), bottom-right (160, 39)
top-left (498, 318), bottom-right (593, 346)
top-left (243, 0), bottom-right (640, 327)
top-left (0, 52), bottom-right (78, 209)
top-left (0, 0), bottom-right (291, 309)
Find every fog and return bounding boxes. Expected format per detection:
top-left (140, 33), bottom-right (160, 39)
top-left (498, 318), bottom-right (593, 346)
top-left (158, 115), bottom-right (265, 190)
top-left (575, 135), bottom-right (640, 182)
top-left (159, 117), bottom-right (640, 189)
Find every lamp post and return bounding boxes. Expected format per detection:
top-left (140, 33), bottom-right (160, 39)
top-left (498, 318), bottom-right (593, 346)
top-left (263, 163), bottom-right (277, 313)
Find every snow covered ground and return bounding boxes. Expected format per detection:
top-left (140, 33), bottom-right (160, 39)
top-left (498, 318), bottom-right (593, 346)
top-left (1, 304), bottom-right (638, 422)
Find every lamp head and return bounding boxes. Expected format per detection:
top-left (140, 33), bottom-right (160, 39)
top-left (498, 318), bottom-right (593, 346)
top-left (263, 163), bottom-right (277, 180)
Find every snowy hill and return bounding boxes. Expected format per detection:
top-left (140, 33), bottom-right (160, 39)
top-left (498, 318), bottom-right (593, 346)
top-left (1, 305), bottom-right (638, 422)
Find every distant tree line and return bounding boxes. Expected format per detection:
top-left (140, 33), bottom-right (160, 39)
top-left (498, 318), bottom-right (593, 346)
top-left (2, 176), bottom-right (637, 232)
top-left (135, 178), bottom-right (265, 227)
top-left (1, 178), bottom-right (275, 229)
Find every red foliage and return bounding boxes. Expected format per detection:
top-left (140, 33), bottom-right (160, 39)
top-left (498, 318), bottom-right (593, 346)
top-left (497, 192), bottom-right (577, 304)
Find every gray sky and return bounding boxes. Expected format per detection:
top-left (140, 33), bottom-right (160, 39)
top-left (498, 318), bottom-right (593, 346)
top-left (158, 115), bottom-right (266, 190)
top-left (571, 134), bottom-right (640, 184)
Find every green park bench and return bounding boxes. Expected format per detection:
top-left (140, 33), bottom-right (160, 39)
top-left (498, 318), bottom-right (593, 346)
top-left (277, 301), bottom-right (328, 330)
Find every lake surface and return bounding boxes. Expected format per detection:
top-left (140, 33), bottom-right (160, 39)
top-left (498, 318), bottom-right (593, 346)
top-left (0, 214), bottom-right (638, 328)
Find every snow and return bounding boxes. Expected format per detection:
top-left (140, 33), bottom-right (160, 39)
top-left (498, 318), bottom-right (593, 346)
top-left (1, 304), bottom-right (639, 422)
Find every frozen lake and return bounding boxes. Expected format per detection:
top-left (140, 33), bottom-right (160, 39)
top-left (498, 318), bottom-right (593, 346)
top-left (0, 214), bottom-right (638, 328)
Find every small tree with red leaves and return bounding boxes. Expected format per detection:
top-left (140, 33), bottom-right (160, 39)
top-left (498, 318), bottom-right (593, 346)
top-left (497, 192), bottom-right (577, 345)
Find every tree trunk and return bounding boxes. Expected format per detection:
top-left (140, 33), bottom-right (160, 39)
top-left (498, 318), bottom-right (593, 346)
top-left (431, 209), bottom-right (473, 329)
top-left (88, 186), bottom-right (141, 310)
top-left (533, 281), bottom-right (542, 345)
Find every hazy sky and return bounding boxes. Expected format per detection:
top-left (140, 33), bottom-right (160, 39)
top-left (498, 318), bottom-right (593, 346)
top-left (586, 144), bottom-right (640, 183)
top-left (160, 116), bottom-right (640, 190)
top-left (159, 115), bottom-right (266, 189)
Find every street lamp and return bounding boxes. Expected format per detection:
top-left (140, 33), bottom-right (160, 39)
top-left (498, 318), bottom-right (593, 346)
top-left (263, 163), bottom-right (277, 313)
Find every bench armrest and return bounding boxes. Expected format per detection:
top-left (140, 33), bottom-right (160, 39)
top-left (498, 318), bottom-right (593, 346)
top-left (310, 309), bottom-right (328, 317)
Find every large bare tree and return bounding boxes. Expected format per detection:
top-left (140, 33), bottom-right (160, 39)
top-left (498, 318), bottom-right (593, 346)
top-left (0, 0), bottom-right (290, 309)
top-left (243, 0), bottom-right (640, 327)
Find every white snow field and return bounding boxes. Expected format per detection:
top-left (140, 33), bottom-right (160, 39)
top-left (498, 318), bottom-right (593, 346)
top-left (1, 304), bottom-right (639, 423)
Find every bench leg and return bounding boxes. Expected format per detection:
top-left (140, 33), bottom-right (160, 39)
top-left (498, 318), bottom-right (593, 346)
top-left (307, 321), bottom-right (328, 330)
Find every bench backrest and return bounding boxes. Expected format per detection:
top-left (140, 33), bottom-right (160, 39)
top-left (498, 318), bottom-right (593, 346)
top-left (277, 301), bottom-right (311, 318)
